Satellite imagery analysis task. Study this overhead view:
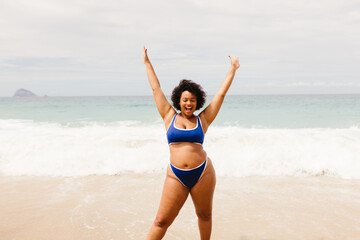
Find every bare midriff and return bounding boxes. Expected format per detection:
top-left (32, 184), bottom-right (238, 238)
top-left (169, 143), bottom-right (207, 169)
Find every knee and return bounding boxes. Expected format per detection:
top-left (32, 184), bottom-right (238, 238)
top-left (153, 216), bottom-right (172, 229)
top-left (196, 211), bottom-right (212, 221)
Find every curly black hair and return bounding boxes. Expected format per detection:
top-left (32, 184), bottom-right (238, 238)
top-left (171, 79), bottom-right (206, 111)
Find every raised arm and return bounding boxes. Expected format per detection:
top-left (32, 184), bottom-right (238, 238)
top-left (200, 56), bottom-right (240, 130)
top-left (143, 46), bottom-right (175, 120)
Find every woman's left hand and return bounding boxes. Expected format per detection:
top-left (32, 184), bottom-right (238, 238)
top-left (229, 56), bottom-right (240, 70)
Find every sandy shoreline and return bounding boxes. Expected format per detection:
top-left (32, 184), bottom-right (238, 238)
top-left (1, 174), bottom-right (360, 240)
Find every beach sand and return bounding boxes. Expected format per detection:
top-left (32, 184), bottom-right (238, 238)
top-left (1, 174), bottom-right (360, 240)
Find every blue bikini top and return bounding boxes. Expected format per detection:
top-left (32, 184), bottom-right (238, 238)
top-left (167, 113), bottom-right (204, 145)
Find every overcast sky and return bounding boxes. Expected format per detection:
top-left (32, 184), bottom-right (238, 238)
top-left (1, 0), bottom-right (359, 96)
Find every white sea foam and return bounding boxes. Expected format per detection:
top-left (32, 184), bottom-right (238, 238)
top-left (206, 126), bottom-right (360, 179)
top-left (1, 119), bottom-right (360, 179)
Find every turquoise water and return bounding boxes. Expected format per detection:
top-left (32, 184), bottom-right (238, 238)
top-left (0, 96), bottom-right (159, 123)
top-left (217, 95), bottom-right (360, 128)
top-left (1, 95), bottom-right (360, 128)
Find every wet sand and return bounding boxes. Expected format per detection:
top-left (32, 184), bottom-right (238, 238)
top-left (1, 174), bottom-right (360, 240)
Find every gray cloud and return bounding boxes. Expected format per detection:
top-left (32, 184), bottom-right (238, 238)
top-left (0, 0), bottom-right (359, 96)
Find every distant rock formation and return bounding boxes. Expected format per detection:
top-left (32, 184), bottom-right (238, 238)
top-left (13, 88), bottom-right (37, 97)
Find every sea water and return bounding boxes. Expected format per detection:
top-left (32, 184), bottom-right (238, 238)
top-left (1, 95), bottom-right (360, 178)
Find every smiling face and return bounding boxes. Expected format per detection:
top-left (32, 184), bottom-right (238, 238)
top-left (179, 90), bottom-right (197, 117)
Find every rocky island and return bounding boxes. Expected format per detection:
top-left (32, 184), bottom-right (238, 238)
top-left (13, 89), bottom-right (38, 97)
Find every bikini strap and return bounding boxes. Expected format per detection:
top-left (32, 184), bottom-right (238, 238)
top-left (171, 113), bottom-right (178, 125)
top-left (167, 113), bottom-right (177, 131)
top-left (197, 115), bottom-right (204, 131)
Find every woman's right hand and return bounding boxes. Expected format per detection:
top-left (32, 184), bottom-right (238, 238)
top-left (143, 46), bottom-right (150, 64)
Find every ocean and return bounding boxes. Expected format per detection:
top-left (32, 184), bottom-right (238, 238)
top-left (1, 94), bottom-right (360, 178)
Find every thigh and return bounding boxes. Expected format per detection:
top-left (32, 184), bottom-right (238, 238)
top-left (155, 166), bottom-right (190, 221)
top-left (190, 158), bottom-right (216, 213)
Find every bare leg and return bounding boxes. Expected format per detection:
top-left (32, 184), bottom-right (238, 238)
top-left (146, 166), bottom-right (190, 240)
top-left (190, 159), bottom-right (216, 240)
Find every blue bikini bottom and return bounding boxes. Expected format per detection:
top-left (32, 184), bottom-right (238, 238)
top-left (170, 157), bottom-right (207, 188)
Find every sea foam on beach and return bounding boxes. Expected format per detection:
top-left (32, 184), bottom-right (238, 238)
top-left (1, 119), bottom-right (359, 178)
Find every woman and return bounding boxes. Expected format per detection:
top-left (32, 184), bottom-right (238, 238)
top-left (143, 46), bottom-right (240, 240)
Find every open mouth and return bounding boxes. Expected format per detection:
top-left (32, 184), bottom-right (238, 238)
top-left (185, 107), bottom-right (193, 112)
